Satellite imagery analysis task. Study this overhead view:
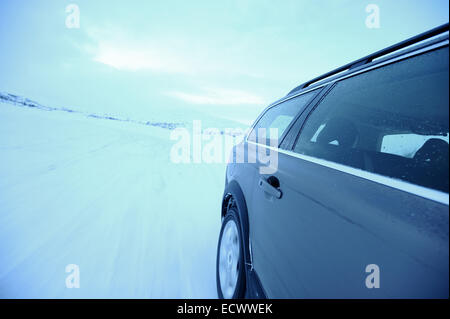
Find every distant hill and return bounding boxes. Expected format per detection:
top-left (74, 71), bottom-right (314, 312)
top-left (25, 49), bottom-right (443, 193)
top-left (0, 91), bottom-right (185, 130)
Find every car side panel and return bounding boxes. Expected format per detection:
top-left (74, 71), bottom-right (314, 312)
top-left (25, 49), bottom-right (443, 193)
top-left (250, 149), bottom-right (449, 298)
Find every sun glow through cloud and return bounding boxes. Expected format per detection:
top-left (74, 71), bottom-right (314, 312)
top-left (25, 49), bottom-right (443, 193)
top-left (93, 46), bottom-right (161, 71)
top-left (92, 42), bottom-right (190, 73)
top-left (168, 88), bottom-right (266, 105)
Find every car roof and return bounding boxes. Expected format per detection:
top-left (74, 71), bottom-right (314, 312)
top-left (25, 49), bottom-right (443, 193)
top-left (272, 23), bottom-right (449, 107)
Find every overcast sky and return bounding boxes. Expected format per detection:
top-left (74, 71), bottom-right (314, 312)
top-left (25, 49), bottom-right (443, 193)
top-left (0, 0), bottom-right (448, 124)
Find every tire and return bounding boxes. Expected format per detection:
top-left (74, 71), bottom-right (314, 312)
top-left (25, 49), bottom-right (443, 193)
top-left (216, 207), bottom-right (246, 299)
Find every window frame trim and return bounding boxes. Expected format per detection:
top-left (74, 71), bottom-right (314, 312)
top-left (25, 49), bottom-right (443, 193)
top-left (246, 87), bottom-right (322, 147)
top-left (247, 140), bottom-right (449, 205)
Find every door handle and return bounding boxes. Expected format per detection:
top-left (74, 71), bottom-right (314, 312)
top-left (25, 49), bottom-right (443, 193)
top-left (259, 176), bottom-right (282, 199)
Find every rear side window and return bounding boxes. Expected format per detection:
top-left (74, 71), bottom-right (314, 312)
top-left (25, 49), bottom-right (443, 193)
top-left (381, 134), bottom-right (449, 158)
top-left (293, 46), bottom-right (449, 193)
top-left (248, 90), bottom-right (317, 145)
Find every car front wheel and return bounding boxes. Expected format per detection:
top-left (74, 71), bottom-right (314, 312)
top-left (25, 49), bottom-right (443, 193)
top-left (216, 208), bottom-right (246, 299)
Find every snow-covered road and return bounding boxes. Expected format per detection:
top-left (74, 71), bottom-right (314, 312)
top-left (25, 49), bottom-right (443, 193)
top-left (0, 102), bottom-right (226, 298)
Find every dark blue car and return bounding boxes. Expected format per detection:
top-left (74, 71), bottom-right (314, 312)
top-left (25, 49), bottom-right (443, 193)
top-left (216, 24), bottom-right (449, 299)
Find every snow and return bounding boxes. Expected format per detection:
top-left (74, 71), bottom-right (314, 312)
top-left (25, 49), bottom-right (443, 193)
top-left (0, 100), bottom-right (232, 298)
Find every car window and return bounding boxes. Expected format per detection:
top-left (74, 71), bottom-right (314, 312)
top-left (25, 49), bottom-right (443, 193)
top-left (248, 90), bottom-right (317, 145)
top-left (381, 134), bottom-right (449, 158)
top-left (293, 46), bottom-right (449, 193)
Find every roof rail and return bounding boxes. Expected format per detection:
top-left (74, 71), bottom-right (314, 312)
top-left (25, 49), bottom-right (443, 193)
top-left (288, 23), bottom-right (449, 94)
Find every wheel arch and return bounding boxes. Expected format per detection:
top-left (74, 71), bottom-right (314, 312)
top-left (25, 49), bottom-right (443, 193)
top-left (221, 180), bottom-right (251, 268)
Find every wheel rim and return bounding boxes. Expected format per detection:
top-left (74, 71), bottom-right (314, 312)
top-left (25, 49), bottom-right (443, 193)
top-left (219, 218), bottom-right (240, 299)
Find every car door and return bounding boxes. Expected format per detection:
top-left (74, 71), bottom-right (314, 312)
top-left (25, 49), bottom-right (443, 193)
top-left (249, 44), bottom-right (449, 298)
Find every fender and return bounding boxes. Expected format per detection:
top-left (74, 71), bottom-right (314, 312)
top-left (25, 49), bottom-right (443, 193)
top-left (222, 180), bottom-right (250, 266)
top-left (222, 180), bottom-right (266, 298)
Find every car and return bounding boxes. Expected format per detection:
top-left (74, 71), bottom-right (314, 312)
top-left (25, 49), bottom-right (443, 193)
top-left (216, 23), bottom-right (449, 299)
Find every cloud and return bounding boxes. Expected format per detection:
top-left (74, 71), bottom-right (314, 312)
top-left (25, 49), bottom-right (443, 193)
top-left (80, 27), bottom-right (263, 77)
top-left (93, 44), bottom-right (161, 71)
top-left (167, 88), bottom-right (266, 105)
top-left (80, 27), bottom-right (191, 73)
top-left (92, 42), bottom-right (189, 73)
